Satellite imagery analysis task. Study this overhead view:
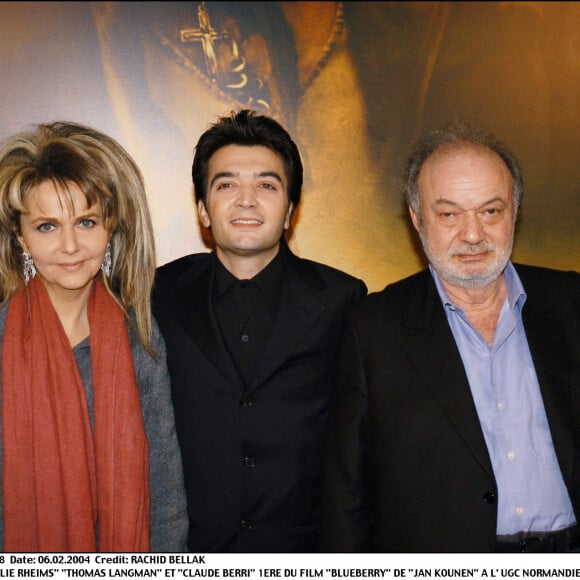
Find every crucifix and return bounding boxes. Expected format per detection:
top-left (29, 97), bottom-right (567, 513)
top-left (178, 2), bottom-right (269, 109)
top-left (180, 2), bottom-right (221, 81)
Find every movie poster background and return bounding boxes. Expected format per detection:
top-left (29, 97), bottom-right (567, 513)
top-left (1, 2), bottom-right (578, 291)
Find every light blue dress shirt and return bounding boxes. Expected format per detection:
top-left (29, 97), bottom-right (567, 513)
top-left (431, 262), bottom-right (576, 535)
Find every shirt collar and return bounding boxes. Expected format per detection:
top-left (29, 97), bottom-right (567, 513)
top-left (430, 261), bottom-right (527, 313)
top-left (214, 250), bottom-right (284, 316)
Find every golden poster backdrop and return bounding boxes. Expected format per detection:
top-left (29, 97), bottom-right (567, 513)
top-left (0, 1), bottom-right (578, 292)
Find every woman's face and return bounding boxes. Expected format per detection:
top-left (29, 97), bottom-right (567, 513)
top-left (17, 180), bottom-right (109, 301)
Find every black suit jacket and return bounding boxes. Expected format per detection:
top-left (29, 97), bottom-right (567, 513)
top-left (321, 263), bottom-right (580, 552)
top-left (152, 243), bottom-right (367, 552)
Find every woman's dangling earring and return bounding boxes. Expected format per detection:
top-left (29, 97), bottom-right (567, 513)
top-left (22, 251), bottom-right (36, 284)
top-left (101, 242), bottom-right (112, 278)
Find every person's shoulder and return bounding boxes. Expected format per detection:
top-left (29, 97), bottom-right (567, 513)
top-left (352, 268), bottom-right (430, 313)
top-left (284, 244), bottom-right (363, 285)
top-left (306, 257), bottom-right (364, 284)
top-left (155, 252), bottom-right (213, 286)
top-left (369, 268), bottom-right (429, 298)
top-left (153, 252), bottom-right (214, 306)
top-left (514, 263), bottom-right (580, 290)
top-left (515, 262), bottom-right (579, 281)
top-left (290, 254), bottom-right (368, 295)
top-left (514, 262), bottom-right (579, 302)
top-left (156, 252), bottom-right (212, 275)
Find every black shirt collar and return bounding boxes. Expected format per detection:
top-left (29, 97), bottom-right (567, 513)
top-left (214, 250), bottom-right (284, 317)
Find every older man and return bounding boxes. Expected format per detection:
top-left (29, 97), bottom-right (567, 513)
top-left (321, 121), bottom-right (580, 553)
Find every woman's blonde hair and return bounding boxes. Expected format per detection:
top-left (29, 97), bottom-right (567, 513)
top-left (0, 121), bottom-right (156, 352)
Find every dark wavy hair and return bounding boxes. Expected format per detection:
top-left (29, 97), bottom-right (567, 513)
top-left (192, 109), bottom-right (303, 210)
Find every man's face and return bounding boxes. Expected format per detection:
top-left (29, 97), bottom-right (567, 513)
top-left (410, 145), bottom-right (516, 290)
top-left (198, 144), bottom-right (293, 271)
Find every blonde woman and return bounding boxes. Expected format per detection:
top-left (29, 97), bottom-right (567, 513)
top-left (0, 121), bottom-right (188, 552)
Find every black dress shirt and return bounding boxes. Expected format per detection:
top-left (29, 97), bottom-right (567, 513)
top-left (213, 252), bottom-right (283, 385)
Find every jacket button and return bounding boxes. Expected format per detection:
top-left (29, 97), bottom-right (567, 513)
top-left (243, 456), bottom-right (255, 468)
top-left (240, 519), bottom-right (253, 530)
top-left (483, 491), bottom-right (497, 504)
top-left (242, 396), bottom-right (254, 407)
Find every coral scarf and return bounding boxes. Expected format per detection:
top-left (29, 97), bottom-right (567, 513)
top-left (2, 277), bottom-right (150, 552)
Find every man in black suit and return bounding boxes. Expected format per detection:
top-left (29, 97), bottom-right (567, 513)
top-left (152, 109), bottom-right (367, 552)
top-left (321, 121), bottom-right (580, 553)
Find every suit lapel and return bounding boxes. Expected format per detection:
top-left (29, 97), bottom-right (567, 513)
top-left (248, 252), bottom-right (325, 392)
top-left (173, 258), bottom-right (242, 385)
top-left (401, 273), bottom-right (495, 478)
top-left (169, 247), bottom-right (331, 392)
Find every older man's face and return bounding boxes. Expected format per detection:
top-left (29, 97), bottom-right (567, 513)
top-left (410, 144), bottom-right (516, 290)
